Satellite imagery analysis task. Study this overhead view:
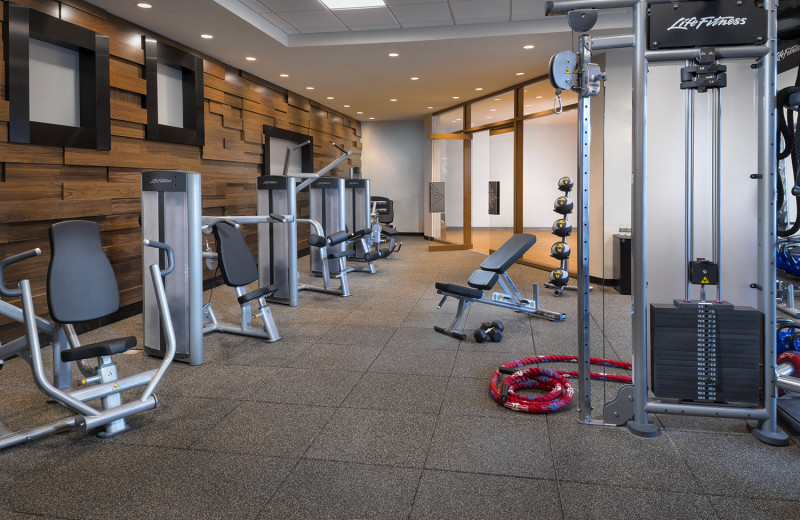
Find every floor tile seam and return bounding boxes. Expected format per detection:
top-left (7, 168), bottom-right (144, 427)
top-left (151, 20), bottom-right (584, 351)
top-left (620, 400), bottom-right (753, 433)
top-left (544, 413), bottom-right (568, 520)
top-left (553, 475), bottom-right (711, 495)
top-left (299, 453), bottom-right (429, 471)
top-left (0, 506), bottom-right (77, 520)
top-left (419, 464), bottom-right (567, 484)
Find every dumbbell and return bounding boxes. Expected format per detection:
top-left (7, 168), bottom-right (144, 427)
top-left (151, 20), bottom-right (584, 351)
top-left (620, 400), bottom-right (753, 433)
top-left (552, 219), bottom-right (572, 237)
top-left (474, 321), bottom-right (504, 343)
top-left (558, 176), bottom-right (574, 193)
top-left (549, 268), bottom-right (569, 287)
top-left (554, 196), bottom-right (573, 215)
top-left (550, 242), bottom-right (571, 260)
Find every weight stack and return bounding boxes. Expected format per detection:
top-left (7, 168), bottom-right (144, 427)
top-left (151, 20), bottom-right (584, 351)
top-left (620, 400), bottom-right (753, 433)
top-left (650, 302), bottom-right (763, 406)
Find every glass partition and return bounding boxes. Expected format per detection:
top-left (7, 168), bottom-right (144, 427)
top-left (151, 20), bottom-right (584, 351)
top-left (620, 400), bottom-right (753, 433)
top-left (471, 90), bottom-right (514, 126)
top-left (522, 109), bottom-right (578, 269)
top-left (523, 80), bottom-right (578, 116)
top-left (431, 107), bottom-right (467, 248)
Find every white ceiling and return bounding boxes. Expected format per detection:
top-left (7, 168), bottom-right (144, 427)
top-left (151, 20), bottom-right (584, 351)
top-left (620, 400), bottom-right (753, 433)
top-left (85, 0), bottom-right (631, 122)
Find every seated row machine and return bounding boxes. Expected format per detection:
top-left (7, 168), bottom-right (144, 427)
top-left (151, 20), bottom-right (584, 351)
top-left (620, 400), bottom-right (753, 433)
top-left (0, 220), bottom-right (176, 448)
top-left (433, 233), bottom-right (567, 340)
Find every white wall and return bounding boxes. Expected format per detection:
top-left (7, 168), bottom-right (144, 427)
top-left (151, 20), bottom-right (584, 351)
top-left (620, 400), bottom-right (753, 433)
top-left (523, 112), bottom-right (579, 229)
top-left (471, 130), bottom-right (515, 228)
top-left (602, 49), bottom-right (633, 277)
top-left (361, 120), bottom-right (427, 233)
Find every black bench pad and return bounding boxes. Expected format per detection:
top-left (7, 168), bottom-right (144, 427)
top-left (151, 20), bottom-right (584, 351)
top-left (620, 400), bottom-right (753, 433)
top-left (61, 336), bottom-right (136, 362)
top-left (480, 233), bottom-right (536, 273)
top-left (467, 269), bottom-right (499, 290)
top-left (238, 285), bottom-right (278, 304)
top-left (435, 282), bottom-right (483, 299)
top-left (381, 227), bottom-right (399, 237)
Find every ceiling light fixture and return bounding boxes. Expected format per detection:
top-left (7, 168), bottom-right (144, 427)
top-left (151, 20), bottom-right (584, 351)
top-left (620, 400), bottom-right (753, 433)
top-left (390, 98), bottom-right (397, 102)
top-left (475, 88), bottom-right (483, 91)
top-left (357, 111), bottom-right (363, 114)
top-left (344, 105), bottom-right (351, 108)
top-left (515, 72), bottom-right (525, 76)
top-left (320, 0), bottom-right (386, 9)
top-left (452, 96), bottom-right (460, 99)
top-left (306, 86), bottom-right (315, 90)
top-left (388, 52), bottom-right (399, 57)
top-left (369, 117), bottom-right (375, 120)
top-left (535, 96), bottom-right (543, 99)
top-left (523, 44), bottom-right (535, 49)
top-left (201, 34), bottom-right (213, 39)
top-left (136, 2), bottom-right (152, 8)
top-left (410, 77), bottom-right (419, 80)
top-left (280, 74), bottom-right (289, 77)
top-left (327, 97), bottom-right (334, 100)
top-left (246, 57), bottom-right (256, 61)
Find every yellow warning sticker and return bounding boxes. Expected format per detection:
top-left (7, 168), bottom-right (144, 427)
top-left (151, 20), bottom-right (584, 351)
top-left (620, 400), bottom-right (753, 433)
top-left (565, 67), bottom-right (570, 74)
top-left (112, 383), bottom-right (121, 390)
top-left (701, 276), bottom-right (710, 284)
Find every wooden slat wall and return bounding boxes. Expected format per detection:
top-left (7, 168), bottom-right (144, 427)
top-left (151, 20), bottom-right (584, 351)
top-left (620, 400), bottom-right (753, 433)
top-left (0, 0), bottom-right (362, 341)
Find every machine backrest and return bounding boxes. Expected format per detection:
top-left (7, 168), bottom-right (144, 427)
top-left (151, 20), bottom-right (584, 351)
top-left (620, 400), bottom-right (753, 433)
top-left (212, 222), bottom-right (258, 287)
top-left (371, 196), bottom-right (394, 225)
top-left (47, 220), bottom-right (120, 324)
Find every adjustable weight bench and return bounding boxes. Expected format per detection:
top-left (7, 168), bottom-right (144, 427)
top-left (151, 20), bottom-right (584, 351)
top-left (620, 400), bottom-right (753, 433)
top-left (434, 233), bottom-right (567, 340)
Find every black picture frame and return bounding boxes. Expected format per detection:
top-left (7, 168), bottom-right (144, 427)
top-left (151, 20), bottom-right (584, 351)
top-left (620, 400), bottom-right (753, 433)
top-left (4, 3), bottom-right (110, 150)
top-left (262, 125), bottom-right (314, 176)
top-left (143, 37), bottom-right (204, 146)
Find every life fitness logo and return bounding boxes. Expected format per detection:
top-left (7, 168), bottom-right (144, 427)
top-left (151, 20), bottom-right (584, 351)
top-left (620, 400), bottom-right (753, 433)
top-left (667, 16), bottom-right (747, 31)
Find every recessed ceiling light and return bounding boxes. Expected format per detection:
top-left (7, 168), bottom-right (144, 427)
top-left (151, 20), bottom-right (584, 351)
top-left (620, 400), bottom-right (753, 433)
top-left (535, 96), bottom-right (543, 99)
top-left (321, 0), bottom-right (386, 8)
top-left (475, 88), bottom-right (483, 91)
top-left (494, 98), bottom-right (501, 101)
top-left (516, 72), bottom-right (525, 76)
top-left (452, 96), bottom-right (460, 99)
top-left (390, 98), bottom-right (397, 102)
top-left (344, 105), bottom-right (351, 108)
top-left (410, 77), bottom-right (419, 80)
top-left (452, 120), bottom-right (457, 123)
top-left (490, 109), bottom-right (496, 112)
top-left (369, 117), bottom-right (375, 120)
top-left (136, 2), bottom-right (152, 8)
top-left (280, 73), bottom-right (289, 77)
top-left (306, 86), bottom-right (314, 90)
top-left (427, 106), bottom-right (433, 109)
top-left (246, 57), bottom-right (256, 61)
top-left (486, 116), bottom-right (492, 119)
top-left (388, 52), bottom-right (399, 57)
top-left (357, 111), bottom-right (363, 114)
top-left (327, 96), bottom-right (334, 100)
top-left (525, 104), bottom-right (532, 107)
top-left (456, 118), bottom-right (461, 121)
top-left (201, 34), bottom-right (213, 39)
top-left (523, 44), bottom-right (535, 49)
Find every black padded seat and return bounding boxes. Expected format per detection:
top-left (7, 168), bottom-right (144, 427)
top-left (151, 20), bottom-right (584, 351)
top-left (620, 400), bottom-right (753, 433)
top-left (479, 233), bottom-right (537, 273)
top-left (467, 269), bottom-right (499, 290)
top-left (435, 282), bottom-right (483, 299)
top-left (381, 227), bottom-right (399, 237)
top-left (328, 250), bottom-right (355, 260)
top-left (238, 285), bottom-right (278, 305)
top-left (308, 234), bottom-right (327, 247)
top-left (48, 221), bottom-right (120, 323)
top-left (212, 222), bottom-right (258, 287)
top-left (61, 337), bottom-right (136, 362)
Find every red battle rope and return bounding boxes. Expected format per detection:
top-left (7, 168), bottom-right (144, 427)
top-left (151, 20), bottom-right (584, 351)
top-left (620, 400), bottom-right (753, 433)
top-left (489, 355), bottom-right (632, 414)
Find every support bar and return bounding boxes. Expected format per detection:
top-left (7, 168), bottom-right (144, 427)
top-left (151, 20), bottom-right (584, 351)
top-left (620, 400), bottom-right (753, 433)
top-left (589, 34), bottom-right (634, 51)
top-left (645, 401), bottom-right (769, 421)
top-left (645, 45), bottom-right (769, 63)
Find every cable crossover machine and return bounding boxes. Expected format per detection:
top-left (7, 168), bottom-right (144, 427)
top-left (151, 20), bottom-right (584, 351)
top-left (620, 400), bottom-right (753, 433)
top-left (545, 0), bottom-right (800, 445)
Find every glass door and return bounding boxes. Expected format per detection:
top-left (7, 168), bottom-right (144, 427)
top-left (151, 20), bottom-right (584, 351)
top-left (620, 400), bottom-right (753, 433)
top-left (430, 108), bottom-right (471, 251)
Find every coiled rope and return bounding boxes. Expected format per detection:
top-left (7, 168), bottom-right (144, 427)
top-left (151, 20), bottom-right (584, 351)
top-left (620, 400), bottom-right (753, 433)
top-left (489, 355), bottom-right (632, 414)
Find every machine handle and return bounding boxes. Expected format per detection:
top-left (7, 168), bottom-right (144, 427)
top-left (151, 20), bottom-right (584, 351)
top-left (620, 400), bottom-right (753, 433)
top-left (201, 218), bottom-right (241, 232)
top-left (332, 142), bottom-right (347, 154)
top-left (0, 248), bottom-right (42, 297)
top-left (143, 240), bottom-right (175, 276)
top-left (289, 140), bottom-right (311, 151)
top-left (269, 213), bottom-right (295, 223)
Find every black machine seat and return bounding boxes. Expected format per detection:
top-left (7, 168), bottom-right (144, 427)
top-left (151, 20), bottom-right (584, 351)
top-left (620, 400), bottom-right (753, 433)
top-left (238, 285), bottom-right (278, 305)
top-left (328, 250), bottom-right (355, 260)
top-left (61, 337), bottom-right (137, 362)
top-left (467, 269), bottom-right (499, 290)
top-left (212, 222), bottom-right (258, 287)
top-left (435, 282), bottom-right (483, 300)
top-left (371, 196), bottom-right (395, 225)
top-left (479, 234), bottom-right (536, 273)
top-left (48, 220), bottom-right (120, 323)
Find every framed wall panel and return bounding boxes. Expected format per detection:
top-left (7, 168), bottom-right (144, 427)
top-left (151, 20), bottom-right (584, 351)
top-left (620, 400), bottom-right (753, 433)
top-left (262, 125), bottom-right (313, 176)
top-left (4, 3), bottom-right (110, 150)
top-left (143, 37), bottom-right (204, 146)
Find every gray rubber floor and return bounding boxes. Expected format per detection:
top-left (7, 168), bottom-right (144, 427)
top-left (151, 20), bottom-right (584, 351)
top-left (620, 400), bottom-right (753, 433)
top-left (1, 236), bottom-right (799, 519)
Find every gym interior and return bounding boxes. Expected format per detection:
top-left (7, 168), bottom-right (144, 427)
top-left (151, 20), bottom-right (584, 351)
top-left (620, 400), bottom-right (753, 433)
top-left (1, 0), bottom-right (800, 518)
